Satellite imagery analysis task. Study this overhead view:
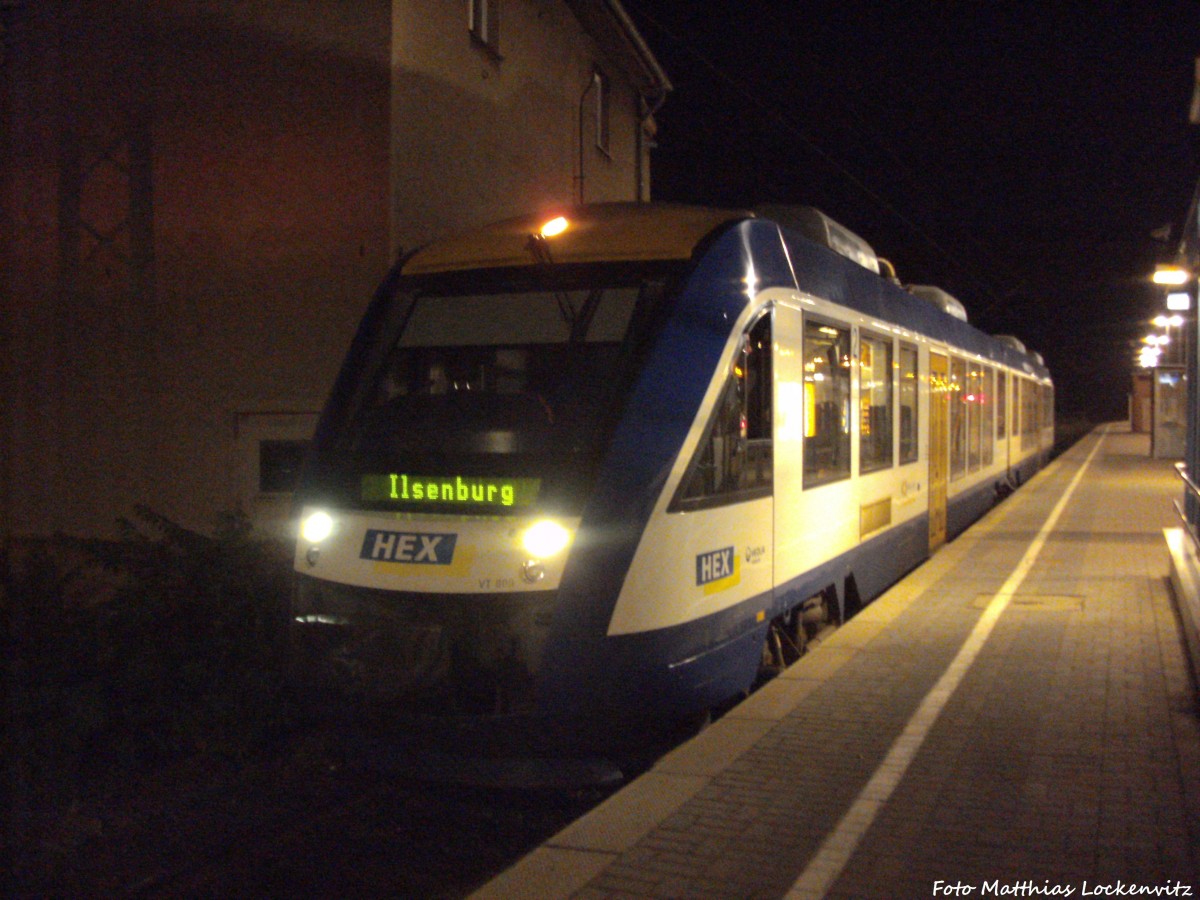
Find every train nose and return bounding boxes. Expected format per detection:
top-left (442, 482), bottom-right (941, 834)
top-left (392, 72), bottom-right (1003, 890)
top-left (290, 577), bottom-right (558, 719)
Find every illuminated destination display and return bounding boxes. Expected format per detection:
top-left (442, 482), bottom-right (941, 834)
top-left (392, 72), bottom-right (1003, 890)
top-left (362, 473), bottom-right (540, 508)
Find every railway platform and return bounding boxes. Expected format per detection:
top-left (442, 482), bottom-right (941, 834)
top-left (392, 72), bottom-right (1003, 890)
top-left (472, 424), bottom-right (1200, 899)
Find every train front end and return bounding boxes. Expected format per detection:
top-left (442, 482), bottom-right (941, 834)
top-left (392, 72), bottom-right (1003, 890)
top-left (290, 204), bottom-right (745, 757)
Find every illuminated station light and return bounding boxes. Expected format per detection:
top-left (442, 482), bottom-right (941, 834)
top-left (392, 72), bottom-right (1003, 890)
top-left (1153, 265), bottom-right (1190, 286)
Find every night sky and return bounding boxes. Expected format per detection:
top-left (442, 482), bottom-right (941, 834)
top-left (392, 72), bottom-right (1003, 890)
top-left (625, 2), bottom-right (1200, 421)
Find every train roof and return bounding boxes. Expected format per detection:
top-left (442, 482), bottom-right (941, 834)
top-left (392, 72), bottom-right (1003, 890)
top-left (402, 203), bottom-right (751, 275)
top-left (399, 202), bottom-right (1049, 380)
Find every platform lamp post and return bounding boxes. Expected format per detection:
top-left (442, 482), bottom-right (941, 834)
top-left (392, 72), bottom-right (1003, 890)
top-left (1155, 264), bottom-right (1197, 522)
top-left (1154, 314), bottom-right (1185, 365)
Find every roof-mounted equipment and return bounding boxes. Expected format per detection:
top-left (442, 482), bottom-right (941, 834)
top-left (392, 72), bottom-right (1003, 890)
top-left (993, 335), bottom-right (1028, 354)
top-left (757, 205), bottom-right (880, 274)
top-left (907, 285), bottom-right (968, 322)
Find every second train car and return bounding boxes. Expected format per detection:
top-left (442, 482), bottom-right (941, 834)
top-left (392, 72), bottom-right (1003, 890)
top-left (291, 203), bottom-right (1053, 757)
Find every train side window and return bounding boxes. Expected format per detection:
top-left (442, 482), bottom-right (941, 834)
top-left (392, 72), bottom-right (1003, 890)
top-left (672, 311), bottom-right (773, 510)
top-left (803, 318), bottom-right (851, 487)
top-left (997, 371), bottom-right (1008, 439)
top-left (950, 356), bottom-right (968, 481)
top-left (1015, 377), bottom-right (1023, 441)
top-left (967, 363), bottom-right (982, 472)
top-left (982, 366), bottom-right (995, 467)
top-left (859, 331), bottom-right (893, 473)
top-left (899, 343), bottom-right (919, 464)
top-left (1021, 378), bottom-right (1038, 449)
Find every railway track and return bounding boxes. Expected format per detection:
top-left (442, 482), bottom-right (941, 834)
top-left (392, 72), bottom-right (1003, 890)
top-left (18, 614), bottom-right (842, 898)
top-left (123, 739), bottom-right (610, 898)
top-left (142, 788), bottom-right (592, 897)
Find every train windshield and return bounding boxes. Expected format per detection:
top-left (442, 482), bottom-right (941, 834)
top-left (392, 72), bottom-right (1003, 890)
top-left (371, 287), bottom-right (638, 408)
top-left (341, 263), bottom-right (680, 511)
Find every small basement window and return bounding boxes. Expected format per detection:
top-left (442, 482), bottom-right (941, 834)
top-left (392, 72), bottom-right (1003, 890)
top-left (259, 439), bottom-right (308, 494)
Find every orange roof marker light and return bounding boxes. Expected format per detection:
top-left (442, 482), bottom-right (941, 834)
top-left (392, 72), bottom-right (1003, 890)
top-left (539, 216), bottom-right (569, 238)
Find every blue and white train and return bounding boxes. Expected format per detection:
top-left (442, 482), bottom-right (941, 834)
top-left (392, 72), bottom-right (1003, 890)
top-left (291, 203), bottom-right (1053, 757)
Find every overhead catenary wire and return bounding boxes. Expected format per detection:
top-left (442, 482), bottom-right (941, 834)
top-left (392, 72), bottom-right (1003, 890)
top-left (625, 3), bottom-right (1018, 318)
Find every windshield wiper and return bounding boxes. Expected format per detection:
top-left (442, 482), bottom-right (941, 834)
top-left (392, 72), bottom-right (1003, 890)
top-left (570, 288), bottom-right (603, 342)
top-left (525, 232), bottom-right (576, 329)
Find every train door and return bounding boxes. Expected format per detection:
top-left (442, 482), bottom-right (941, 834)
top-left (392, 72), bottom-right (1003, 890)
top-left (928, 351), bottom-right (949, 551)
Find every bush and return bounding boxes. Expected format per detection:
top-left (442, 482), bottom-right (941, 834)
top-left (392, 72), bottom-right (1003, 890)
top-left (2, 508), bottom-right (296, 811)
top-left (2, 538), bottom-right (111, 811)
top-left (89, 507), bottom-right (295, 762)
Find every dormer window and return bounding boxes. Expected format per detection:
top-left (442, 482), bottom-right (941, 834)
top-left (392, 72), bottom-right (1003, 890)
top-left (593, 68), bottom-right (610, 154)
top-left (469, 0), bottom-right (500, 54)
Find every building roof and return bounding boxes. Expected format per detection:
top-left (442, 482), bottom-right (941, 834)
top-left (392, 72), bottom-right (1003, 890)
top-left (565, 0), bottom-right (672, 101)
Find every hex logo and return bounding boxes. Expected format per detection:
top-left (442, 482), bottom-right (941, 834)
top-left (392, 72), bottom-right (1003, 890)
top-left (696, 546), bottom-right (739, 594)
top-left (360, 530), bottom-right (457, 565)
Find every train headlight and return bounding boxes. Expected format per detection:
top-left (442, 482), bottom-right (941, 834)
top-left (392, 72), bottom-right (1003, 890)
top-left (301, 510), bottom-right (334, 544)
top-left (520, 520), bottom-right (571, 559)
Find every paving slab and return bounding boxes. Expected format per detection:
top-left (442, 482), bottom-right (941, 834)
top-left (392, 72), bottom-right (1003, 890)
top-left (472, 426), bottom-right (1200, 899)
